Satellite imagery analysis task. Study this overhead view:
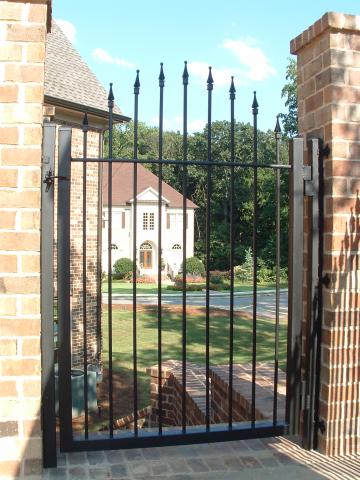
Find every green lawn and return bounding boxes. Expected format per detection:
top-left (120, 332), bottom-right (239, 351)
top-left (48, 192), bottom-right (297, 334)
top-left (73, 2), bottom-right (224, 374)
top-left (101, 306), bottom-right (287, 420)
top-left (102, 280), bottom-right (287, 295)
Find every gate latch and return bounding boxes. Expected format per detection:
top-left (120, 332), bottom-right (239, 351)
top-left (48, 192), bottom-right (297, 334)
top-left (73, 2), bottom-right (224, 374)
top-left (303, 165), bottom-right (314, 197)
top-left (43, 169), bottom-right (69, 192)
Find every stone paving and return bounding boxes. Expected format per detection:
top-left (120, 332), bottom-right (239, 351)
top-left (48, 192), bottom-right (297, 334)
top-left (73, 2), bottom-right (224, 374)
top-left (38, 436), bottom-right (360, 480)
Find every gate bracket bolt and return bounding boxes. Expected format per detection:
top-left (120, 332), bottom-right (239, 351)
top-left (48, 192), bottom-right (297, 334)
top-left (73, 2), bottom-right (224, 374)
top-left (321, 274), bottom-right (331, 288)
top-left (321, 144), bottom-right (330, 158)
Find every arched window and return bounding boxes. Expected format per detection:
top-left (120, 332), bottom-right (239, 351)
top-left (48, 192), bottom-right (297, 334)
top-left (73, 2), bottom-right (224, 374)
top-left (172, 244), bottom-right (181, 250)
top-left (140, 242), bottom-right (152, 251)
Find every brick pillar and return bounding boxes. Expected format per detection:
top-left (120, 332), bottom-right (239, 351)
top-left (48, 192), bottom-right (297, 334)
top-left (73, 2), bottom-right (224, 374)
top-left (291, 12), bottom-right (360, 456)
top-left (0, 1), bottom-right (51, 477)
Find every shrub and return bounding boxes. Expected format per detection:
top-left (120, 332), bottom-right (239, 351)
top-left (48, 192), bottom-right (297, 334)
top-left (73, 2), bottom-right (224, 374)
top-left (210, 270), bottom-right (230, 280)
top-left (257, 258), bottom-right (274, 283)
top-left (209, 275), bottom-right (223, 285)
top-left (167, 284), bottom-right (203, 292)
top-left (113, 257), bottom-right (134, 280)
top-left (174, 275), bottom-right (204, 285)
top-left (130, 275), bottom-right (156, 284)
top-left (181, 257), bottom-right (205, 277)
top-left (235, 248), bottom-right (254, 282)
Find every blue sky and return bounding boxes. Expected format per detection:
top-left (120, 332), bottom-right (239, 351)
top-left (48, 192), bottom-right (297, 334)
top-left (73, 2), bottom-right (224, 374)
top-left (53, 1), bottom-right (359, 133)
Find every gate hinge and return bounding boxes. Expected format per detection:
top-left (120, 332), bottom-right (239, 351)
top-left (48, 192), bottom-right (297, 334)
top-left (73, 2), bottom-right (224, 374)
top-left (303, 165), bottom-right (314, 197)
top-left (43, 169), bottom-right (69, 192)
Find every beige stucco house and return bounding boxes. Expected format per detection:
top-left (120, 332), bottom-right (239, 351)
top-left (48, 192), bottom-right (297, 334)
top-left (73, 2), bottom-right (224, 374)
top-left (102, 163), bottom-right (197, 279)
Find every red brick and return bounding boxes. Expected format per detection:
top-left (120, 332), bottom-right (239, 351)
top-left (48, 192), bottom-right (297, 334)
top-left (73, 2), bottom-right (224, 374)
top-left (0, 127), bottom-right (18, 145)
top-left (6, 24), bottom-right (45, 43)
top-left (0, 358), bottom-right (40, 376)
top-left (1, 147), bottom-right (41, 166)
top-left (0, 85), bottom-right (19, 103)
top-left (305, 91), bottom-right (323, 113)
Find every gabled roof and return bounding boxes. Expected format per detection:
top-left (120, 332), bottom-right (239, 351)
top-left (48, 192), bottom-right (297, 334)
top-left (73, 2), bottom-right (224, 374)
top-left (45, 21), bottom-right (130, 123)
top-left (102, 163), bottom-right (197, 209)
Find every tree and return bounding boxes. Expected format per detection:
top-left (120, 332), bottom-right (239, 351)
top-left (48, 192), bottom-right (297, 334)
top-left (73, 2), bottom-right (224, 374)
top-left (279, 58), bottom-right (298, 137)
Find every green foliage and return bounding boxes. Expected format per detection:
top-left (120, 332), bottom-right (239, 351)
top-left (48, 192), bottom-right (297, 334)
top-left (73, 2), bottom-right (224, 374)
top-left (234, 248), bottom-right (253, 282)
top-left (113, 257), bottom-right (133, 280)
top-left (279, 58), bottom-right (298, 137)
top-left (182, 256), bottom-right (205, 277)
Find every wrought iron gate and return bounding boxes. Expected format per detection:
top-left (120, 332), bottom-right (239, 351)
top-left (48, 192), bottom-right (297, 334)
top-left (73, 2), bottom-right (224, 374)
top-left (40, 63), bottom-right (322, 459)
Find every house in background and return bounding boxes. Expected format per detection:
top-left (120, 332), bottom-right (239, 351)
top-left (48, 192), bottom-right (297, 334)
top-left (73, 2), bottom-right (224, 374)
top-left (102, 163), bottom-right (197, 279)
top-left (44, 21), bottom-right (129, 366)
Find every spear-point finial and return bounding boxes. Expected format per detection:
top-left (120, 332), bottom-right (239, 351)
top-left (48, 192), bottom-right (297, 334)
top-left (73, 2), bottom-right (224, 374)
top-left (207, 66), bottom-right (214, 90)
top-left (252, 91), bottom-right (258, 114)
top-left (182, 61), bottom-right (189, 85)
top-left (159, 62), bottom-right (165, 87)
top-left (229, 76), bottom-right (236, 99)
top-left (82, 111), bottom-right (89, 133)
top-left (274, 114), bottom-right (281, 138)
top-left (134, 70), bottom-right (140, 94)
top-left (108, 83), bottom-right (114, 109)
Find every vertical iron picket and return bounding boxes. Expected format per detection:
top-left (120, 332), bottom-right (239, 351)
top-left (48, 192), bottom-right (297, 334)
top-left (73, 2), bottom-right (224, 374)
top-left (205, 67), bottom-right (213, 431)
top-left (133, 71), bottom-right (140, 435)
top-left (82, 112), bottom-right (89, 439)
top-left (251, 92), bottom-right (259, 427)
top-left (158, 63), bottom-right (165, 434)
top-left (182, 62), bottom-right (189, 433)
top-left (228, 77), bottom-right (236, 429)
top-left (273, 115), bottom-right (281, 425)
top-left (107, 83), bottom-right (114, 438)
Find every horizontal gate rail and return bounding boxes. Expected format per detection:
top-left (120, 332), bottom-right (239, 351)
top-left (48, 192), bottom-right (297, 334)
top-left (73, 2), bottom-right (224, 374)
top-left (71, 157), bottom-right (292, 169)
top-left (66, 424), bottom-right (286, 451)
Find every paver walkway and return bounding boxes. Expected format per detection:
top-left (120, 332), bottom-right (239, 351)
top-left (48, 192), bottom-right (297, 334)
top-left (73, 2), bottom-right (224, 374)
top-left (38, 436), bottom-right (360, 480)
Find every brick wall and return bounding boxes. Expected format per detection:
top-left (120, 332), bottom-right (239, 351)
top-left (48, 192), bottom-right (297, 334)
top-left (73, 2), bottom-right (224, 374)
top-left (69, 127), bottom-right (101, 368)
top-left (0, 0), bottom-right (50, 476)
top-left (291, 12), bottom-right (360, 455)
top-left (147, 362), bottom-right (206, 427)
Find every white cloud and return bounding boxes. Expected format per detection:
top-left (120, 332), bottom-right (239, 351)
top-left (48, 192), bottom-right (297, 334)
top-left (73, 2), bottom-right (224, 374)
top-left (188, 62), bottom-right (238, 87)
top-left (223, 38), bottom-right (276, 81)
top-left (187, 38), bottom-right (276, 88)
top-left (56, 19), bottom-right (76, 43)
top-left (92, 48), bottom-right (135, 69)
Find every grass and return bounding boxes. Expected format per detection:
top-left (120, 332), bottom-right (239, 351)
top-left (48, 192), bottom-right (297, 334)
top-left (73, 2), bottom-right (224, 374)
top-left (101, 306), bottom-right (287, 420)
top-left (102, 280), bottom-right (288, 295)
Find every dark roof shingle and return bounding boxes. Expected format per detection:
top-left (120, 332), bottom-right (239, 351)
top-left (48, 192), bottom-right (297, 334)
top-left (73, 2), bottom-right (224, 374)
top-left (45, 21), bottom-right (129, 122)
top-left (103, 163), bottom-right (197, 209)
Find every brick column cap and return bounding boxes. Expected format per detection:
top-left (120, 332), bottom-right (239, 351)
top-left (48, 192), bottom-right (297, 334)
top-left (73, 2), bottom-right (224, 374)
top-left (290, 11), bottom-right (360, 54)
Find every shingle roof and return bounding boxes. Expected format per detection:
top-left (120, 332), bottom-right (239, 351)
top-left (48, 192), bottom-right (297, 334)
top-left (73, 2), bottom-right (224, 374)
top-left (45, 21), bottom-right (130, 122)
top-left (102, 163), bottom-right (197, 209)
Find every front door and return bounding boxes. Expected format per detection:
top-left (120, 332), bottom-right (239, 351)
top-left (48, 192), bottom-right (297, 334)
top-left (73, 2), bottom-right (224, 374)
top-left (141, 250), bottom-right (152, 269)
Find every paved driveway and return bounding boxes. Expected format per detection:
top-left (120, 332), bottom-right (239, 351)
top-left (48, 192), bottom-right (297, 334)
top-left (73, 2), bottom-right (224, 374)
top-left (105, 290), bottom-right (288, 320)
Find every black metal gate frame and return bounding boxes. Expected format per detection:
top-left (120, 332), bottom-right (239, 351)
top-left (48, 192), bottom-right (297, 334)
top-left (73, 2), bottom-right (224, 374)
top-left (54, 64), bottom-right (306, 453)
